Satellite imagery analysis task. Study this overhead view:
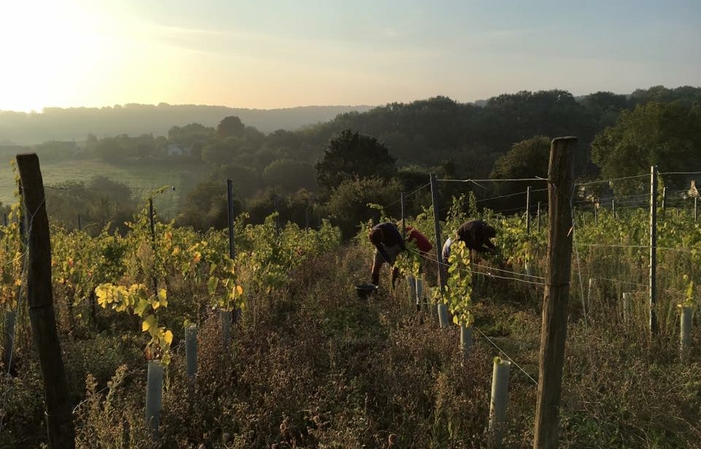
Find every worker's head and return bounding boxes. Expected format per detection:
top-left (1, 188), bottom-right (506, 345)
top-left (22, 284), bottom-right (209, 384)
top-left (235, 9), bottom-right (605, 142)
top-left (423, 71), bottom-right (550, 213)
top-left (369, 227), bottom-right (384, 245)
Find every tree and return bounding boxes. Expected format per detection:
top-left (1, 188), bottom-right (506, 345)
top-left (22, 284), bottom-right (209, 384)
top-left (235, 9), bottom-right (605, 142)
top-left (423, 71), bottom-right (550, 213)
top-left (168, 123), bottom-right (215, 150)
top-left (262, 159), bottom-right (317, 192)
top-left (177, 178), bottom-right (242, 231)
top-left (323, 177), bottom-right (402, 240)
top-left (315, 129), bottom-right (397, 195)
top-left (591, 102), bottom-right (701, 194)
top-left (488, 136), bottom-right (551, 213)
top-left (45, 176), bottom-right (137, 234)
top-left (217, 116), bottom-right (245, 138)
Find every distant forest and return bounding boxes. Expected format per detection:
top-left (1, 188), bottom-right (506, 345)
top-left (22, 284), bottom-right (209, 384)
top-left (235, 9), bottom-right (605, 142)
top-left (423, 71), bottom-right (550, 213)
top-left (0, 104), bottom-right (374, 145)
top-left (1, 85), bottom-right (700, 239)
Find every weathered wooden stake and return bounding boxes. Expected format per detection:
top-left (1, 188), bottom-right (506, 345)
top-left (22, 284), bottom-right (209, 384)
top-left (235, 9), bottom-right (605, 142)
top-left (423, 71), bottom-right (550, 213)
top-left (533, 137), bottom-right (576, 449)
top-left (694, 197), bottom-right (698, 222)
top-left (649, 166), bottom-right (658, 335)
top-left (526, 186), bottom-right (532, 234)
top-left (429, 174), bottom-right (446, 294)
top-left (622, 292), bottom-right (631, 325)
top-left (149, 198), bottom-right (157, 295)
top-left (401, 192), bottom-right (406, 240)
top-left (227, 179), bottom-right (235, 260)
top-left (16, 153), bottom-right (75, 449)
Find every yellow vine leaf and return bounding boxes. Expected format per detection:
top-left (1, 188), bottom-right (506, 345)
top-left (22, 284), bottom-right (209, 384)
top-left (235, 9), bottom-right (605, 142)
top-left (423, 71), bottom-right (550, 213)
top-left (142, 315), bottom-right (157, 333)
top-left (164, 330), bottom-right (173, 345)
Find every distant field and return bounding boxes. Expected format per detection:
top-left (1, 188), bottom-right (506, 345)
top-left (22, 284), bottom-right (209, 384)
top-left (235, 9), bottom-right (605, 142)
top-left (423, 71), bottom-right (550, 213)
top-left (0, 157), bottom-right (209, 219)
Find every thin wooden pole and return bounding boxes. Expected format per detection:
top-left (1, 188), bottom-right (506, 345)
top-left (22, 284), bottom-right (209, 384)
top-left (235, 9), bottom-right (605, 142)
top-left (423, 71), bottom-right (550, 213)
top-left (649, 166), bottom-right (658, 335)
top-left (227, 179), bottom-right (235, 260)
top-left (526, 186), bottom-right (531, 234)
top-left (149, 198), bottom-right (157, 295)
top-left (401, 192), bottom-right (406, 240)
top-left (16, 153), bottom-right (75, 449)
top-left (430, 174), bottom-right (446, 293)
top-left (533, 137), bottom-right (576, 449)
top-left (694, 197), bottom-right (698, 222)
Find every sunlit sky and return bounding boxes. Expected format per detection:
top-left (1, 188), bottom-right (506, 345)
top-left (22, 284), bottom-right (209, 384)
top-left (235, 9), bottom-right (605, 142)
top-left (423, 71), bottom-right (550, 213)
top-left (1, 0), bottom-right (699, 112)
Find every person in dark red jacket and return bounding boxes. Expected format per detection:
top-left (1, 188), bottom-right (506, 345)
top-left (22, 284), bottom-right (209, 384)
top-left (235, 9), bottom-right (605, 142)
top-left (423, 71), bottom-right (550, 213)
top-left (369, 222), bottom-right (432, 287)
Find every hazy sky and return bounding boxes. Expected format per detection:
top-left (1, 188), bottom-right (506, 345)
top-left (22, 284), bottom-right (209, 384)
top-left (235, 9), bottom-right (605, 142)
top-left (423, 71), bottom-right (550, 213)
top-left (1, 0), bottom-right (699, 112)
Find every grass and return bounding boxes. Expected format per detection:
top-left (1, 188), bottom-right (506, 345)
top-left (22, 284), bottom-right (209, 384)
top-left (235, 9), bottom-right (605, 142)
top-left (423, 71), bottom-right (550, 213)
top-left (0, 156), bottom-right (209, 219)
top-left (2, 241), bottom-right (701, 448)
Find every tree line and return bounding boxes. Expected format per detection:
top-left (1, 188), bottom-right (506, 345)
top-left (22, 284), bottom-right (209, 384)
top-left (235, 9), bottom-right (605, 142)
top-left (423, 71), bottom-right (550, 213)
top-left (21, 85), bottom-right (701, 239)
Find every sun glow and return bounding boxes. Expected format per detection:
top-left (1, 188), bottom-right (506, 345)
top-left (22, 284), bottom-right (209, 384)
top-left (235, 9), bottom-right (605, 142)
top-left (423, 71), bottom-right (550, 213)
top-left (0, 1), bottom-right (175, 112)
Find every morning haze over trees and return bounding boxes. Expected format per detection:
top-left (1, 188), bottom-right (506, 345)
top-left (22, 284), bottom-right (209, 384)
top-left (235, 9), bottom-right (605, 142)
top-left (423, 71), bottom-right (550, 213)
top-left (1, 84), bottom-right (699, 236)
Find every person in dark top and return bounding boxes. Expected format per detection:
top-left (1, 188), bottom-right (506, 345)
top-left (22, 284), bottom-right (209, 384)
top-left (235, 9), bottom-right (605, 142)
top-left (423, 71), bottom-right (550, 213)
top-left (369, 222), bottom-right (432, 286)
top-left (443, 220), bottom-right (498, 260)
top-left (457, 219), bottom-right (497, 254)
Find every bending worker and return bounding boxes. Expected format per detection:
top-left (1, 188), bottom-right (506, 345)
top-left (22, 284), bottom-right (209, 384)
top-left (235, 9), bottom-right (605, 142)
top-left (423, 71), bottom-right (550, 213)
top-left (369, 222), bottom-right (432, 287)
top-left (442, 219), bottom-right (498, 261)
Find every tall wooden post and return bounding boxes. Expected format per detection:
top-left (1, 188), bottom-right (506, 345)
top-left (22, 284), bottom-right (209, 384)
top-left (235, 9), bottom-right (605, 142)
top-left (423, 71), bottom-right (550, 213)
top-left (533, 137), bottom-right (576, 449)
top-left (149, 198), bottom-right (157, 295)
top-left (16, 154), bottom-right (75, 449)
top-left (226, 179), bottom-right (241, 322)
top-left (694, 197), bottom-right (697, 222)
top-left (227, 179), bottom-right (235, 260)
top-left (430, 174), bottom-right (446, 293)
top-left (649, 166), bottom-right (658, 335)
top-left (537, 202), bottom-right (541, 232)
top-left (526, 186), bottom-right (532, 234)
top-left (401, 192), bottom-right (406, 240)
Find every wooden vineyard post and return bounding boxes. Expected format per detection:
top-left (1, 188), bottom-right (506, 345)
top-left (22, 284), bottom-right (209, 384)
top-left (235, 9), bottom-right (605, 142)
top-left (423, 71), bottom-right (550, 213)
top-left (429, 174), bottom-right (446, 294)
top-left (149, 198), bottom-right (157, 295)
top-left (16, 153), bottom-right (76, 449)
top-left (226, 179), bottom-right (241, 323)
top-left (526, 186), bottom-right (531, 234)
top-left (533, 137), bottom-right (576, 449)
top-left (649, 166), bottom-right (658, 335)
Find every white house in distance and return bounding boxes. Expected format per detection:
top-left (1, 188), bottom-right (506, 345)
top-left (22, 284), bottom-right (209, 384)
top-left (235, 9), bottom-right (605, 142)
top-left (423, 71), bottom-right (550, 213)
top-left (166, 144), bottom-right (187, 156)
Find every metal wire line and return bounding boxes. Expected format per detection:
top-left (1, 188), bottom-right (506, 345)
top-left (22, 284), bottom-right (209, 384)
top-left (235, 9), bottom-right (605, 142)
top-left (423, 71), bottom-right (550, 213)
top-left (473, 325), bottom-right (539, 386)
top-left (574, 173), bottom-right (650, 187)
top-left (417, 250), bottom-right (547, 287)
top-left (383, 182), bottom-right (431, 210)
top-left (437, 177), bottom-right (548, 183)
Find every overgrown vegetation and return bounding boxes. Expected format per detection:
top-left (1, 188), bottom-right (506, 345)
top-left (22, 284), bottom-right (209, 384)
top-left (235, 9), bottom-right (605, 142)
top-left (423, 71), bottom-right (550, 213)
top-left (2, 184), bottom-right (701, 447)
